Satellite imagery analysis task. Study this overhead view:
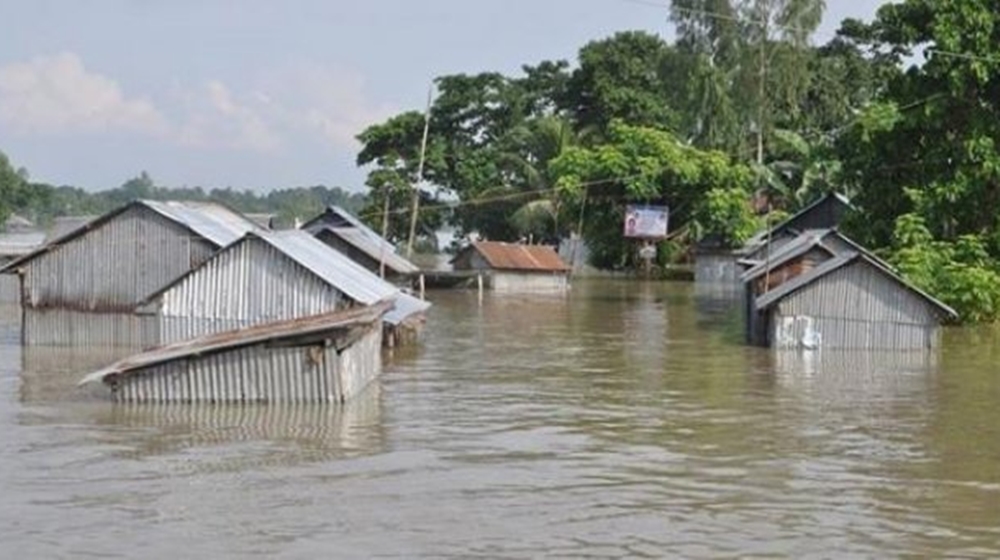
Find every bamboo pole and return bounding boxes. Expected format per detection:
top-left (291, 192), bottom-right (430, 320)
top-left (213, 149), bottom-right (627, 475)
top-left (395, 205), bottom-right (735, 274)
top-left (406, 85), bottom-right (433, 259)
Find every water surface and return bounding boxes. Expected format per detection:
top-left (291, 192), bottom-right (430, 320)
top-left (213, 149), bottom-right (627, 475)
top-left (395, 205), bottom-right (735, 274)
top-left (1, 280), bottom-right (998, 558)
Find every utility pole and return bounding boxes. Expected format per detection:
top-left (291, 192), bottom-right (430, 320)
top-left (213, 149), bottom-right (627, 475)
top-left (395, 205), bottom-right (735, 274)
top-left (406, 85), bottom-right (433, 259)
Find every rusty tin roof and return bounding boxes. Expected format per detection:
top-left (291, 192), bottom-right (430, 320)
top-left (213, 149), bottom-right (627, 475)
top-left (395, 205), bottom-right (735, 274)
top-left (459, 241), bottom-right (569, 272)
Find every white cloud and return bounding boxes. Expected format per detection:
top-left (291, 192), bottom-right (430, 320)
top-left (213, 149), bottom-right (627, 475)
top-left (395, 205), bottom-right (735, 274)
top-left (175, 80), bottom-right (282, 153)
top-left (0, 52), bottom-right (393, 159)
top-left (0, 52), bottom-right (168, 136)
top-left (255, 63), bottom-right (398, 151)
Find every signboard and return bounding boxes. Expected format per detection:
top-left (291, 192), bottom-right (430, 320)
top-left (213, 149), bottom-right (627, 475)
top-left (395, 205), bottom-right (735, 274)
top-left (623, 205), bottom-right (669, 239)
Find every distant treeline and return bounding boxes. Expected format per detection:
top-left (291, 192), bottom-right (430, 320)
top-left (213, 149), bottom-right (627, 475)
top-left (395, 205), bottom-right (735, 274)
top-left (0, 162), bottom-right (366, 230)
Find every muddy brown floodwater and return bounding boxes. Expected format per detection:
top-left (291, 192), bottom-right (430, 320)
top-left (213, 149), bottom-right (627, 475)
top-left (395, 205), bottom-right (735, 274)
top-left (1, 278), bottom-right (998, 558)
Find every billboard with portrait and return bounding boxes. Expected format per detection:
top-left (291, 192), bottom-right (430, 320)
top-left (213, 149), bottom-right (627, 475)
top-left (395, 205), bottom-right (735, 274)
top-left (623, 205), bottom-right (669, 239)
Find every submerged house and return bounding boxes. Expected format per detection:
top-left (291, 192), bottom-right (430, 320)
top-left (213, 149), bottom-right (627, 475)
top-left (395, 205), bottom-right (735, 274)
top-left (81, 303), bottom-right (389, 404)
top-left (135, 229), bottom-right (430, 349)
top-left (745, 237), bottom-right (957, 350)
top-left (451, 241), bottom-right (570, 292)
top-left (695, 192), bottom-right (854, 286)
top-left (301, 205), bottom-right (421, 285)
top-left (0, 200), bottom-right (262, 347)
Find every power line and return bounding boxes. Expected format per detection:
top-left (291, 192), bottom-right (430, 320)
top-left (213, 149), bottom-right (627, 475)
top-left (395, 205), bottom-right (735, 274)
top-left (360, 172), bottom-right (655, 221)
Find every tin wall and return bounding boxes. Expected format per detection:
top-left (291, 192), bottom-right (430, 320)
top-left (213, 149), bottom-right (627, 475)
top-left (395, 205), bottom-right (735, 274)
top-left (22, 206), bottom-right (217, 311)
top-left (23, 307), bottom-right (157, 348)
top-left (155, 239), bottom-right (344, 345)
top-left (492, 272), bottom-right (569, 293)
top-left (770, 261), bottom-right (942, 350)
top-left (112, 325), bottom-right (382, 404)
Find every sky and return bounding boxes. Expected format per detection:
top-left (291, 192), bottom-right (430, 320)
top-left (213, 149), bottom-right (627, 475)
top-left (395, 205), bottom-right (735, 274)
top-left (0, 0), bottom-right (883, 193)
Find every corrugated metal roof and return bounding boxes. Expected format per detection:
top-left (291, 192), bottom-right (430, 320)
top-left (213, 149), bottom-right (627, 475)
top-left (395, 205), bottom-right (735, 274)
top-left (317, 226), bottom-right (420, 275)
top-left (457, 241), bottom-right (570, 272)
top-left (740, 229), bottom-right (835, 282)
top-left (303, 205), bottom-right (395, 251)
top-left (755, 251), bottom-right (958, 320)
top-left (257, 230), bottom-right (399, 305)
top-left (142, 200), bottom-right (260, 247)
top-left (0, 231), bottom-right (46, 258)
top-left (4, 200), bottom-right (260, 274)
top-left (744, 192), bottom-right (853, 249)
top-left (80, 303), bottom-right (389, 386)
top-left (384, 291), bottom-right (431, 326)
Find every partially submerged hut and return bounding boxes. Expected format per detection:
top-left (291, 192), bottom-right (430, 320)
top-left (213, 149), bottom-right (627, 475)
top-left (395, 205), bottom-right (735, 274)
top-left (695, 192), bottom-right (854, 286)
top-left (136, 229), bottom-right (430, 348)
top-left (450, 241), bottom-right (570, 292)
top-left (302, 205), bottom-right (421, 286)
top-left (746, 248), bottom-right (956, 350)
top-left (80, 303), bottom-right (389, 404)
top-left (0, 200), bottom-right (261, 346)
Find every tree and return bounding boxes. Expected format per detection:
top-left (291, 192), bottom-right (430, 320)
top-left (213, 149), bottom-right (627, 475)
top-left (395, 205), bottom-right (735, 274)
top-left (564, 31), bottom-right (687, 135)
top-left (836, 1), bottom-right (1000, 250)
top-left (0, 151), bottom-right (25, 226)
top-left (549, 122), bottom-right (756, 267)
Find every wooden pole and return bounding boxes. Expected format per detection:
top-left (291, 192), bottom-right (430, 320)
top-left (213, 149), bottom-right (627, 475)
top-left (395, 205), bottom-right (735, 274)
top-left (406, 85), bottom-right (433, 259)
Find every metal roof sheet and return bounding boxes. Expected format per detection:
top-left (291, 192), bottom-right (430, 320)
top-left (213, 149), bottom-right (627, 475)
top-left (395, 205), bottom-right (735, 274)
top-left (384, 291), bottom-right (431, 326)
top-left (755, 251), bottom-right (958, 320)
top-left (303, 205), bottom-right (396, 252)
top-left (457, 241), bottom-right (570, 272)
top-left (0, 231), bottom-right (46, 257)
top-left (257, 230), bottom-right (400, 305)
top-left (4, 200), bottom-right (260, 274)
top-left (80, 303), bottom-right (390, 386)
top-left (740, 229), bottom-right (836, 282)
top-left (142, 200), bottom-right (260, 247)
top-left (318, 226), bottom-right (420, 275)
top-left (744, 192), bottom-right (853, 249)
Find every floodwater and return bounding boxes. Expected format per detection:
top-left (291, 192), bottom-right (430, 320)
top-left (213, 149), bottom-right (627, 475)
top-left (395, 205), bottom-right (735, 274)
top-left (1, 279), bottom-right (999, 558)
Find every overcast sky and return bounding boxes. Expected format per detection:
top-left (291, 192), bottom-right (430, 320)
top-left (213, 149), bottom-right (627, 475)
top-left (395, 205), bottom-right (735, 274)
top-left (0, 0), bottom-right (884, 192)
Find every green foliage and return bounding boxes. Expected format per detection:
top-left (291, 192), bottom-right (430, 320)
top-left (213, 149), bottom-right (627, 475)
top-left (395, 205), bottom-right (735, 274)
top-left (890, 214), bottom-right (1000, 324)
top-left (0, 163), bottom-right (366, 230)
top-left (0, 151), bottom-right (26, 226)
top-left (693, 187), bottom-right (763, 246)
top-left (550, 122), bottom-right (755, 266)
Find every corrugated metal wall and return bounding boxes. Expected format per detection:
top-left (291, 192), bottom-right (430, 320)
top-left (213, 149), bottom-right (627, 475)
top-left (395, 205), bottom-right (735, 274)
top-left (23, 308), bottom-right (158, 348)
top-left (0, 275), bottom-right (19, 305)
top-left (112, 325), bottom-right (382, 403)
top-left (155, 238), bottom-right (344, 345)
top-left (22, 205), bottom-right (217, 311)
top-left (770, 261), bottom-right (941, 350)
top-left (492, 272), bottom-right (568, 293)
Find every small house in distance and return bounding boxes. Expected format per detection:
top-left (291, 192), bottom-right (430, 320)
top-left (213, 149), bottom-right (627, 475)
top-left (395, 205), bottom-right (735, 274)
top-left (747, 248), bottom-right (957, 350)
top-left (451, 241), bottom-right (570, 292)
top-left (0, 200), bottom-right (262, 347)
top-left (301, 205), bottom-right (420, 286)
top-left (136, 229), bottom-right (430, 349)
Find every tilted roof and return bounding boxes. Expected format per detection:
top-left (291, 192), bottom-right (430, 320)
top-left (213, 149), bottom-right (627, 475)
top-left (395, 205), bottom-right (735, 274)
top-left (2, 200), bottom-right (260, 273)
top-left (80, 303), bottom-right (391, 386)
top-left (455, 241), bottom-right (570, 272)
top-left (755, 251), bottom-right (958, 321)
top-left (314, 226), bottom-right (420, 275)
top-left (744, 192), bottom-right (853, 250)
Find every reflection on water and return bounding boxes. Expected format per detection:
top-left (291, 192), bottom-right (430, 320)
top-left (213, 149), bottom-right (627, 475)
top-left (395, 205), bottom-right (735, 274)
top-left (89, 386), bottom-right (386, 471)
top-left (1, 280), bottom-right (999, 558)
